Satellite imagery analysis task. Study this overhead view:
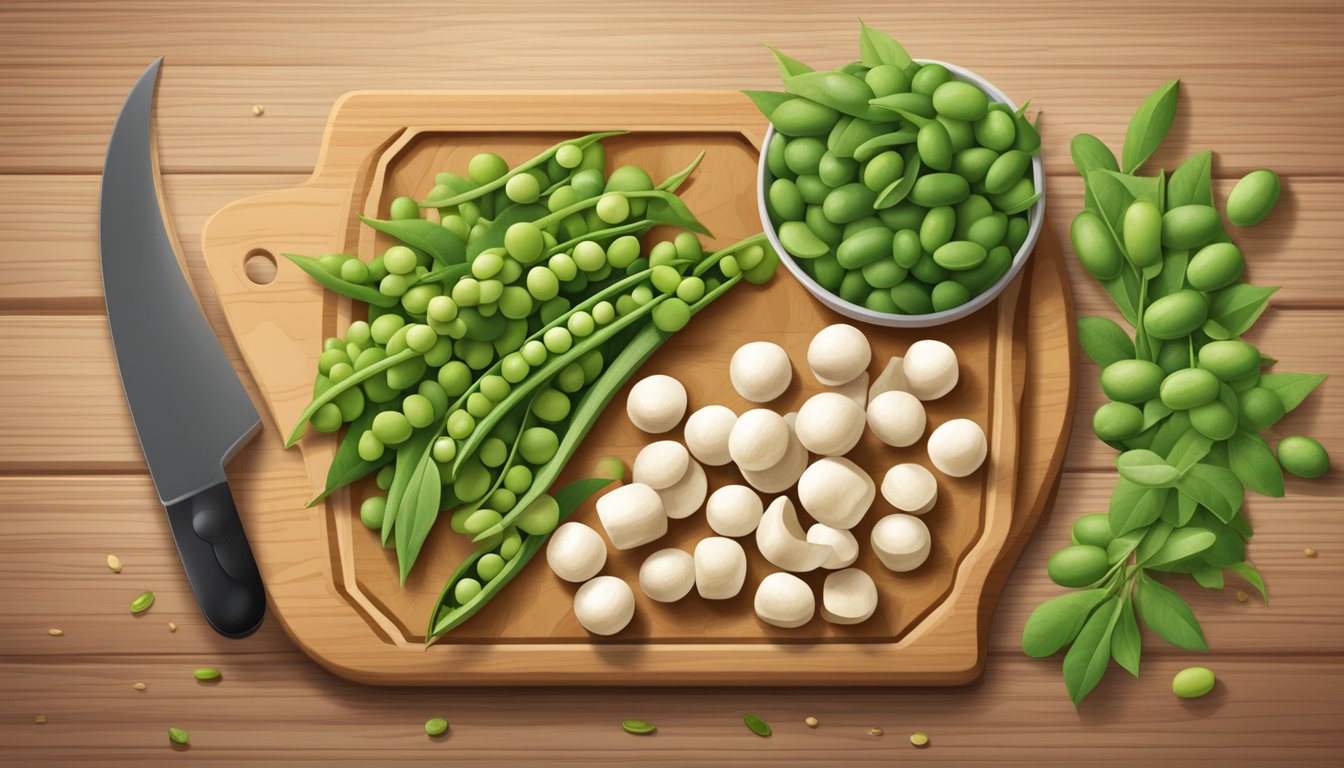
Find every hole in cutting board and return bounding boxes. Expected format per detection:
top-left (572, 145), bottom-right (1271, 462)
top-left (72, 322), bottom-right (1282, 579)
top-left (244, 249), bottom-right (277, 285)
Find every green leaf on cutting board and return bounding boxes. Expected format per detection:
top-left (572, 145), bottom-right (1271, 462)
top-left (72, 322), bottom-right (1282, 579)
top-left (1207, 283), bottom-right (1279, 338)
top-left (1122, 78), bottom-right (1180, 173)
top-left (1177, 463), bottom-right (1244, 524)
top-left (1144, 527), bottom-right (1217, 569)
top-left (1116, 449), bottom-right (1183, 487)
top-left (1109, 478), bottom-right (1169, 535)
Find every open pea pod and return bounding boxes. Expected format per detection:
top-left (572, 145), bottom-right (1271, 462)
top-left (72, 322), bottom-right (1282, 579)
top-left (281, 253), bottom-right (398, 308)
top-left (285, 347), bottom-right (420, 446)
top-left (419, 131), bottom-right (628, 209)
top-left (358, 215), bottom-right (466, 266)
top-left (307, 402), bottom-right (394, 506)
top-left (464, 203), bottom-right (548, 258)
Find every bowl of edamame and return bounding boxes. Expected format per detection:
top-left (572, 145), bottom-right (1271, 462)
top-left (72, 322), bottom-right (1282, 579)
top-left (754, 56), bottom-right (1045, 328)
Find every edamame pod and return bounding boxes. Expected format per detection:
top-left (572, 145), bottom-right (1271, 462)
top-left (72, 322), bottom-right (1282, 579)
top-left (1143, 290), bottom-right (1208, 340)
top-left (771, 98), bottom-right (841, 136)
top-left (785, 70), bottom-right (880, 119)
top-left (1161, 205), bottom-right (1222, 249)
top-left (1226, 169), bottom-right (1280, 227)
top-left (1121, 200), bottom-right (1163, 268)
top-left (1186, 242), bottom-right (1244, 291)
top-left (1070, 211), bottom-right (1124, 280)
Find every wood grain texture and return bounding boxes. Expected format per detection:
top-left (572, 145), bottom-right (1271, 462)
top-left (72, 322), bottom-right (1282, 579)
top-left (1, 0), bottom-right (1341, 762)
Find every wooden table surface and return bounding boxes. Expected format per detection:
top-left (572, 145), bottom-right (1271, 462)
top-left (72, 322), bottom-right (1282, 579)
top-left (2, 1), bottom-right (1340, 765)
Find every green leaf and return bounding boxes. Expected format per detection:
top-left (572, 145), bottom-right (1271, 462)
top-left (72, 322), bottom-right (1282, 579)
top-left (656, 150), bottom-right (706, 193)
top-left (742, 90), bottom-right (792, 119)
top-left (358, 216), bottom-right (466, 266)
top-left (394, 448), bottom-right (444, 584)
top-left (873, 146), bottom-right (921, 209)
top-left (1136, 572), bottom-right (1208, 651)
top-left (1192, 566), bottom-right (1225, 590)
top-left (767, 46), bottom-right (815, 78)
top-left (1122, 79), bottom-right (1180, 173)
top-left (1077, 316), bottom-right (1135, 368)
top-left (1136, 520), bottom-right (1174, 563)
top-left (1145, 528), bottom-right (1216, 569)
top-left (1167, 150), bottom-right (1214, 208)
top-left (380, 429), bottom-right (437, 546)
top-left (1111, 596), bottom-right (1142, 677)
top-left (1142, 399), bottom-right (1174, 431)
top-left (1095, 169), bottom-right (1163, 207)
top-left (1259, 372), bottom-right (1328, 413)
top-left (1108, 528), bottom-right (1145, 563)
top-left (1207, 283), bottom-right (1279, 338)
top-left (308, 404), bottom-right (393, 506)
top-left (1070, 133), bottom-right (1118, 213)
top-left (1086, 169), bottom-right (1136, 248)
top-left (1149, 249), bottom-right (1188, 301)
top-left (1063, 596), bottom-right (1123, 705)
top-left (1109, 479), bottom-right (1169, 535)
top-left (1150, 410), bottom-right (1192, 456)
top-left (1177, 463), bottom-right (1245, 523)
top-left (1101, 267), bottom-right (1142, 327)
top-left (281, 253), bottom-right (398, 308)
top-left (1116, 450), bottom-right (1182, 487)
top-left (1166, 430), bottom-right (1213, 473)
top-left (1175, 491), bottom-right (1197, 526)
top-left (1228, 430), bottom-right (1285, 498)
top-left (1228, 562), bottom-right (1268, 604)
top-left (857, 21), bottom-right (912, 68)
top-left (1022, 589), bottom-right (1111, 658)
top-left (641, 190), bottom-right (714, 236)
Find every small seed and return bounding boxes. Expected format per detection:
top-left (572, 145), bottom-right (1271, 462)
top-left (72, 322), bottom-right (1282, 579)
top-left (193, 668), bottom-right (221, 682)
top-left (168, 622), bottom-right (178, 633)
top-left (1304, 548), bottom-right (1318, 558)
top-left (870, 727), bottom-right (884, 736)
top-left (133, 682), bottom-right (147, 691)
top-left (130, 591), bottom-right (155, 614)
top-left (622, 719), bottom-right (656, 735)
top-left (107, 554), bottom-right (123, 573)
top-left (252, 104), bottom-right (265, 117)
top-left (35, 715), bottom-right (46, 725)
top-left (911, 731), bottom-right (930, 747)
top-left (47, 628), bottom-right (63, 637)
top-left (804, 716), bottom-right (818, 728)
top-left (1236, 590), bottom-right (1249, 603)
top-left (168, 727), bottom-right (190, 746)
top-left (424, 717), bottom-right (449, 736)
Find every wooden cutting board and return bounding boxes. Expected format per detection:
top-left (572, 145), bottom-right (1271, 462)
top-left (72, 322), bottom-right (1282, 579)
top-left (200, 91), bottom-right (1075, 685)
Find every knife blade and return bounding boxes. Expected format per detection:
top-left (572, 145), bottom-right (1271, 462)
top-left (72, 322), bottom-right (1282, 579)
top-left (100, 59), bottom-right (266, 638)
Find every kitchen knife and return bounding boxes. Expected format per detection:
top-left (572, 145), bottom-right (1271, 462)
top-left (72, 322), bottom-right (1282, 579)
top-left (100, 59), bottom-right (266, 638)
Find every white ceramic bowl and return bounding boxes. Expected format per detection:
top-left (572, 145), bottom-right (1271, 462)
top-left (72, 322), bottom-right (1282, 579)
top-left (757, 60), bottom-right (1045, 328)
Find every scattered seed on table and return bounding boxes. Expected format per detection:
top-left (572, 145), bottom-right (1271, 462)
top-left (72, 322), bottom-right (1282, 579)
top-left (911, 731), bottom-right (930, 747)
top-left (168, 727), bottom-right (190, 746)
top-left (252, 104), bottom-right (265, 117)
top-left (1304, 548), bottom-right (1318, 558)
top-left (133, 682), bottom-right (147, 691)
top-left (47, 628), bottom-right (63, 637)
top-left (622, 719), bottom-right (656, 735)
top-left (804, 716), bottom-right (818, 728)
top-left (870, 727), bottom-right (884, 736)
top-left (193, 668), bottom-right (221, 682)
top-left (107, 554), bottom-right (123, 573)
top-left (424, 717), bottom-right (449, 736)
top-left (168, 622), bottom-right (178, 633)
top-left (1236, 590), bottom-right (1249, 603)
top-left (130, 591), bottom-right (155, 614)
top-left (35, 715), bottom-right (46, 725)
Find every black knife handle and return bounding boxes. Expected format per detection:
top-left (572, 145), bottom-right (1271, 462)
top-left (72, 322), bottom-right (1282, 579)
top-left (164, 481), bottom-right (266, 637)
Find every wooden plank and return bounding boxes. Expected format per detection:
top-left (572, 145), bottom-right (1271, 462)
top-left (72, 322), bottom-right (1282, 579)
top-left (0, 1), bottom-right (1341, 173)
top-left (4, 467), bottom-right (1339, 658)
top-left (3, 655), bottom-right (1342, 766)
top-left (5, 175), bottom-right (1341, 311)
top-left (0, 310), bottom-right (1332, 472)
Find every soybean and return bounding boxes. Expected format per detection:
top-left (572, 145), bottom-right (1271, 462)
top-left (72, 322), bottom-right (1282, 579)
top-left (1100, 359), bottom-right (1165, 403)
top-left (1159, 368), bottom-right (1221, 410)
top-left (1093, 401), bottom-right (1144, 441)
top-left (1226, 169), bottom-right (1280, 227)
top-left (1047, 545), bottom-right (1109, 588)
top-left (1122, 200), bottom-right (1163, 268)
top-left (1186, 242), bottom-right (1243, 291)
top-left (1143, 290), bottom-right (1208, 340)
top-left (1161, 205), bottom-right (1222, 249)
top-left (1171, 667), bottom-right (1216, 699)
top-left (1277, 435), bottom-right (1329, 478)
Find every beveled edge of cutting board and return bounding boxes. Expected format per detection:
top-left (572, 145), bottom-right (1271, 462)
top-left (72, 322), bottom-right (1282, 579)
top-left (201, 90), bottom-right (1074, 685)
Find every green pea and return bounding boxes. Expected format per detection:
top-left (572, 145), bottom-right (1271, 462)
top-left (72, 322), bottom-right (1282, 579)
top-left (930, 280), bottom-right (970, 311)
top-left (1226, 169), bottom-right (1280, 227)
top-left (337, 257), bottom-right (370, 285)
top-left (1071, 513), bottom-right (1113, 548)
top-left (328, 361), bottom-right (354, 384)
top-left (909, 173), bottom-right (970, 207)
top-left (1277, 435), bottom-right (1329, 478)
top-left (1070, 211), bottom-right (1124, 280)
top-left (602, 236), bottom-right (638, 270)
top-left (1239, 387), bottom-right (1285, 430)
top-left (676, 276), bottom-right (706, 304)
top-left (837, 226), bottom-right (894, 269)
top-left (973, 109), bottom-right (1016, 152)
top-left (782, 135), bottom-right (826, 176)
top-left (405, 324), bottom-right (437, 354)
top-left (371, 411), bottom-right (412, 445)
top-left (570, 168), bottom-right (604, 199)
top-left (822, 183), bottom-right (878, 224)
top-left (468, 152), bottom-right (508, 184)
top-left (1160, 368), bottom-right (1221, 410)
top-left (630, 284), bottom-right (654, 306)
top-left (479, 437), bottom-right (508, 468)
top-left (453, 459), bottom-right (490, 502)
top-left (433, 362), bottom-right (468, 398)
top-left (519, 426), bottom-right (559, 464)
top-left (652, 297), bottom-right (692, 332)
top-left (1171, 667), bottom-right (1216, 699)
top-left (1190, 399), bottom-right (1238, 441)
top-left (818, 152), bottom-right (859, 187)
top-left (357, 430), bottom-right (384, 461)
top-left (916, 121), bottom-right (954, 171)
top-left (168, 727), bottom-right (191, 746)
top-left (919, 206), bottom-right (956, 253)
top-left (465, 391), bottom-right (494, 419)
top-left (937, 116), bottom-right (975, 153)
top-left (451, 576), bottom-right (484, 605)
top-left (967, 212), bottom-right (1008, 250)
top-left (1144, 290), bottom-right (1208, 341)
top-left (889, 281), bottom-right (934, 314)
top-left (951, 147), bottom-right (997, 184)
top-left (932, 240), bottom-right (987, 271)
top-left (504, 173), bottom-right (540, 204)
top-left (441, 213), bottom-right (470, 242)
top-left (1047, 545), bottom-right (1109, 588)
top-left (768, 178), bottom-right (805, 221)
top-left (651, 264), bottom-right (682, 294)
top-left (539, 296), bottom-right (572, 324)
top-left (791, 175), bottom-right (826, 206)
top-left (1161, 205), bottom-right (1222, 249)
top-left (359, 496), bottom-right (387, 530)
top-left (983, 150), bottom-right (1031, 196)
top-left (891, 228), bottom-right (922, 268)
top-left (1100, 359), bottom-right (1165, 404)
top-left (911, 63), bottom-right (953, 95)
top-left (429, 437), bottom-right (457, 465)
top-left (860, 257), bottom-right (907, 289)
top-left (932, 80), bottom-right (989, 122)
top-left (951, 245), bottom-right (1012, 295)
top-left (1121, 200), bottom-right (1163, 268)
top-left (379, 273), bottom-right (410, 298)
top-left (310, 402), bottom-right (341, 433)
top-left (446, 409), bottom-right (475, 440)
top-left (1186, 242), bottom-right (1244, 292)
top-left (953, 194), bottom-right (991, 233)
top-left (596, 193), bottom-right (630, 225)
top-left (531, 388), bottom-right (572, 423)
top-left (397, 394), bottom-right (432, 429)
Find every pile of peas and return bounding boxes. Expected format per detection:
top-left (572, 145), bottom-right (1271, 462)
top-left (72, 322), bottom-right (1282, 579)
top-left (750, 32), bottom-right (1041, 315)
top-left (288, 133), bottom-right (777, 584)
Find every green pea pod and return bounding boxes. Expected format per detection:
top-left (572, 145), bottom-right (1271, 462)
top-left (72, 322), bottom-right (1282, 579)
top-left (358, 216), bottom-right (466, 266)
top-left (547, 220), bottom-right (650, 259)
top-left (537, 190), bottom-right (712, 237)
top-left (286, 348), bottom-right (419, 446)
top-left (785, 70), bottom-right (884, 120)
top-left (852, 128), bottom-right (919, 162)
top-left (420, 131), bottom-right (627, 208)
top-left (282, 253), bottom-right (398, 308)
top-left (656, 150), bottom-right (706, 193)
top-left (307, 402), bottom-right (395, 506)
top-left (874, 146), bottom-right (921, 209)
